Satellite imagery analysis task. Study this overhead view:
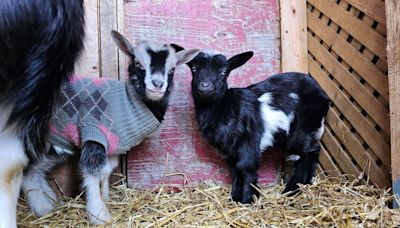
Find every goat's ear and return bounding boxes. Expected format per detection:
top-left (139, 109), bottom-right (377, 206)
top-left (111, 30), bottom-right (134, 57)
top-left (171, 44), bottom-right (185, 53)
top-left (176, 49), bottom-right (200, 66)
top-left (227, 51), bottom-right (253, 71)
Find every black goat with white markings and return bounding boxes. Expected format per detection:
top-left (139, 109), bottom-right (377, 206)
top-left (185, 49), bottom-right (330, 204)
top-left (0, 1), bottom-right (85, 227)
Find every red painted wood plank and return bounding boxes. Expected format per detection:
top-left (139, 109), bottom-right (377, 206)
top-left (125, 0), bottom-right (281, 189)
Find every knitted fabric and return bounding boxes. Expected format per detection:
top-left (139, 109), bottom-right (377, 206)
top-left (48, 76), bottom-right (160, 155)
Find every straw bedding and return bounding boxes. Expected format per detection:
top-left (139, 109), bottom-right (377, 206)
top-left (17, 175), bottom-right (400, 227)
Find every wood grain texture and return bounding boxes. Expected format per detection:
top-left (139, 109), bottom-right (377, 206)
top-left (385, 0), bottom-right (400, 204)
top-left (325, 107), bottom-right (390, 187)
top-left (307, 0), bottom-right (390, 188)
top-left (125, 0), bottom-right (281, 188)
top-left (280, 0), bottom-right (308, 73)
top-left (74, 0), bottom-right (100, 78)
top-left (308, 0), bottom-right (387, 61)
top-left (308, 33), bottom-right (389, 136)
top-left (308, 56), bottom-right (390, 171)
top-left (99, 0), bottom-right (119, 79)
top-left (307, 12), bottom-right (389, 101)
top-left (345, 0), bottom-right (386, 25)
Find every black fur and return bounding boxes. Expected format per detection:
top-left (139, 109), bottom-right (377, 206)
top-left (127, 58), bottom-right (174, 122)
top-left (148, 49), bottom-right (169, 75)
top-left (0, 0), bottom-right (85, 159)
top-left (187, 51), bottom-right (330, 203)
top-left (80, 141), bottom-right (107, 175)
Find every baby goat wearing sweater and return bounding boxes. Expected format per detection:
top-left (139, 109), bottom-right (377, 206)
top-left (22, 31), bottom-right (199, 225)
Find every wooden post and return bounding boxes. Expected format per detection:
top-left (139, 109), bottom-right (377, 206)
top-left (99, 0), bottom-right (119, 80)
top-left (280, 0), bottom-right (308, 73)
top-left (386, 0), bottom-right (400, 208)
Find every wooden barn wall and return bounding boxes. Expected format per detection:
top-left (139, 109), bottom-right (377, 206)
top-left (124, 0), bottom-right (281, 188)
top-left (306, 0), bottom-right (391, 188)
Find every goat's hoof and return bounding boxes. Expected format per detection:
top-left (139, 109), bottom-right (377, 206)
top-left (231, 195), bottom-right (242, 202)
top-left (87, 207), bottom-right (112, 225)
top-left (27, 190), bottom-right (58, 217)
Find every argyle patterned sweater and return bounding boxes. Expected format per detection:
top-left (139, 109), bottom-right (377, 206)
top-left (48, 76), bottom-right (160, 156)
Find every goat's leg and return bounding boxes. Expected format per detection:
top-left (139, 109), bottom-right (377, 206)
top-left (22, 146), bottom-right (66, 217)
top-left (0, 108), bottom-right (28, 228)
top-left (236, 148), bottom-right (260, 204)
top-left (227, 158), bottom-right (243, 202)
top-left (80, 141), bottom-right (112, 225)
top-left (283, 144), bottom-right (320, 195)
top-left (100, 155), bottom-right (119, 200)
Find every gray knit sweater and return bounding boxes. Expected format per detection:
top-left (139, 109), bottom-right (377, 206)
top-left (48, 76), bottom-right (160, 155)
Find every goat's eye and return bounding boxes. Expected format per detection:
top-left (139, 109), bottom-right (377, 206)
top-left (221, 68), bottom-right (227, 76)
top-left (191, 66), bottom-right (197, 72)
top-left (168, 67), bottom-right (175, 74)
top-left (135, 61), bottom-right (145, 70)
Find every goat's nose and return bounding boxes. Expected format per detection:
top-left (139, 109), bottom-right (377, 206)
top-left (200, 80), bottom-right (211, 89)
top-left (152, 79), bottom-right (164, 88)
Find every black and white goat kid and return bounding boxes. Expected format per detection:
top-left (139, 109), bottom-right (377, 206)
top-left (0, 1), bottom-right (85, 227)
top-left (185, 49), bottom-right (330, 204)
top-left (21, 31), bottom-right (199, 225)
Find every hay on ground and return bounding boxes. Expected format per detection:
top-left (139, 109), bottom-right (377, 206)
top-left (17, 175), bottom-right (400, 227)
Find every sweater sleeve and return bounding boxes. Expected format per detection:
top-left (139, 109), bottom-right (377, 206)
top-left (81, 125), bottom-right (108, 150)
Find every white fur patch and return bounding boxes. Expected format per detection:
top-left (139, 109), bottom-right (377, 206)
top-left (202, 49), bottom-right (222, 57)
top-left (289, 93), bottom-right (299, 101)
top-left (258, 93), bottom-right (294, 150)
top-left (82, 157), bottom-right (115, 225)
top-left (0, 104), bottom-right (28, 228)
top-left (52, 144), bottom-right (74, 155)
top-left (286, 154), bottom-right (300, 161)
top-left (314, 118), bottom-right (325, 140)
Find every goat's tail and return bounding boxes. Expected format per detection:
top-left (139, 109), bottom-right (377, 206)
top-left (0, 0), bottom-right (85, 160)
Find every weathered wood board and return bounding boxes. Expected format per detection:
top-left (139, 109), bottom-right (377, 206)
top-left (124, 0), bottom-right (281, 188)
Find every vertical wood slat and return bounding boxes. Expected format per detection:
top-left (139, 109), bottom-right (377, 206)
top-left (99, 0), bottom-right (119, 79)
top-left (117, 0), bottom-right (126, 80)
top-left (385, 0), bottom-right (400, 207)
top-left (74, 0), bottom-right (100, 78)
top-left (280, 0), bottom-right (308, 73)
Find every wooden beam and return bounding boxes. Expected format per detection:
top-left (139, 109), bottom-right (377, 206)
top-left (280, 0), bottom-right (308, 73)
top-left (74, 0), bottom-right (100, 78)
top-left (99, 0), bottom-right (119, 79)
top-left (386, 0), bottom-right (400, 208)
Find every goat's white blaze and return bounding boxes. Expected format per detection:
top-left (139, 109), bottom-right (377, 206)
top-left (133, 41), bottom-right (177, 99)
top-left (258, 93), bottom-right (294, 151)
top-left (0, 104), bottom-right (28, 228)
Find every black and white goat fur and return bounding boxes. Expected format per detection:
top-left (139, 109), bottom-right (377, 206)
top-left (0, 1), bottom-right (85, 227)
top-left (21, 31), bottom-right (199, 225)
top-left (185, 49), bottom-right (330, 204)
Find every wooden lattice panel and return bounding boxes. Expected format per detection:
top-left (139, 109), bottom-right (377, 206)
top-left (306, 0), bottom-right (390, 188)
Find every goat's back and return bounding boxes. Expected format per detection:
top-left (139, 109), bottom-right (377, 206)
top-left (0, 0), bottom-right (85, 159)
